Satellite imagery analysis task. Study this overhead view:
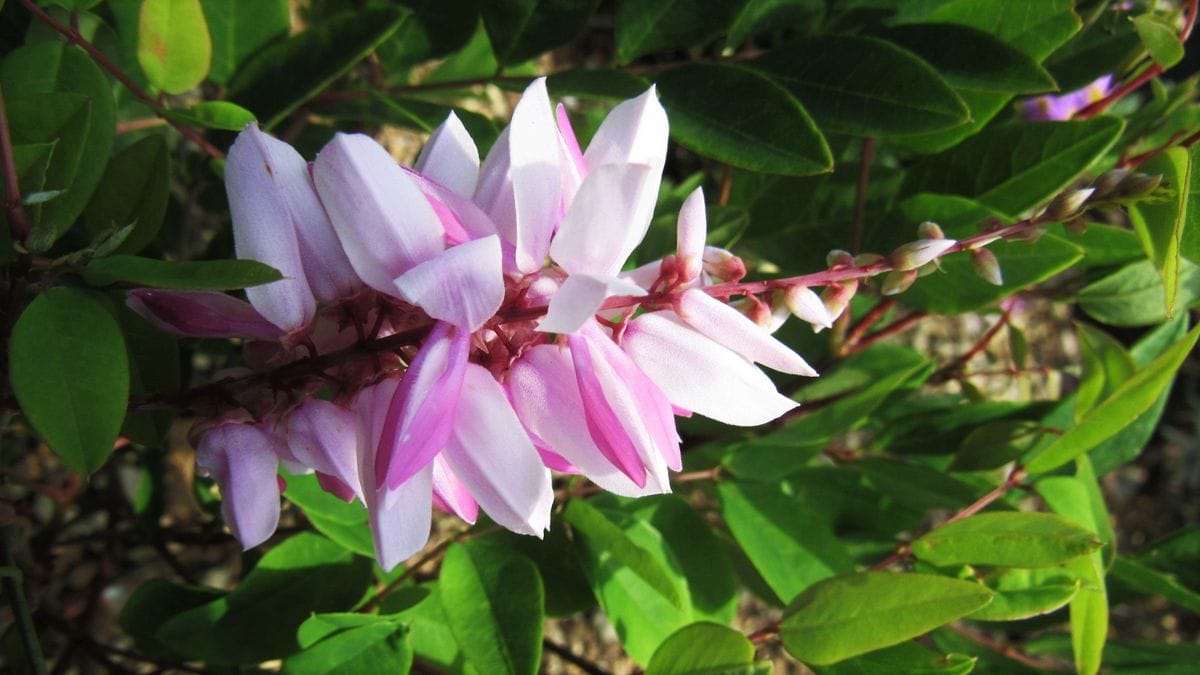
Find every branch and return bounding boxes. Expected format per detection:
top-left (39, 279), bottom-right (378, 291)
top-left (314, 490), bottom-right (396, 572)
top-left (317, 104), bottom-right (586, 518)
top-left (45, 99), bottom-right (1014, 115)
top-left (945, 623), bottom-right (1073, 672)
top-left (0, 84), bottom-right (31, 243)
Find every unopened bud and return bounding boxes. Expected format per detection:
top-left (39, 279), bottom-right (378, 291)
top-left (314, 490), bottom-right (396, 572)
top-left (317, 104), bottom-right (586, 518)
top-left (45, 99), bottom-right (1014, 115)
top-left (821, 280), bottom-right (858, 322)
top-left (739, 296), bottom-right (773, 328)
top-left (783, 285), bottom-right (834, 331)
top-left (853, 253), bottom-right (885, 267)
top-left (1090, 169), bottom-right (1128, 200)
top-left (1115, 172), bottom-right (1162, 198)
top-left (880, 269), bottom-right (918, 296)
top-left (1064, 215), bottom-right (1088, 235)
top-left (701, 246), bottom-right (747, 282)
top-left (1006, 224), bottom-right (1046, 243)
top-left (827, 249), bottom-right (854, 268)
top-left (889, 238), bottom-right (957, 271)
top-left (917, 221), bottom-right (945, 239)
top-left (1044, 188), bottom-right (1095, 220)
top-left (970, 248), bottom-right (1003, 286)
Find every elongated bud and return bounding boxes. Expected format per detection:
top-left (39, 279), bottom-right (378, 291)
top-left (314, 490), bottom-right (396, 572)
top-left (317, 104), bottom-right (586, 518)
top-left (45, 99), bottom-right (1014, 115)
top-left (881, 269), bottom-right (918, 296)
top-left (827, 249), bottom-right (854, 268)
top-left (1115, 172), bottom-right (1162, 198)
top-left (1090, 169), bottom-right (1128, 200)
top-left (889, 238), bottom-right (956, 271)
top-left (1006, 224), bottom-right (1046, 243)
top-left (738, 295), bottom-right (773, 328)
top-left (702, 246), bottom-right (747, 282)
top-left (917, 221), bottom-right (945, 240)
top-left (853, 253), bottom-right (885, 267)
top-left (970, 248), bottom-right (1003, 286)
top-left (1064, 215), bottom-right (1088, 235)
top-left (1044, 188), bottom-right (1094, 220)
top-left (677, 188), bottom-right (707, 282)
top-left (822, 280), bottom-right (858, 322)
top-left (782, 285), bottom-right (834, 330)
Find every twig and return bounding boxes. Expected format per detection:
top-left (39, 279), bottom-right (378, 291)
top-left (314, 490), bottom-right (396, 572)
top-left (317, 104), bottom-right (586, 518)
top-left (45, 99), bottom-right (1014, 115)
top-left (946, 623), bottom-right (1073, 672)
top-left (543, 638), bottom-right (611, 675)
top-left (1, 525), bottom-right (48, 675)
top-left (0, 84), bottom-right (31, 243)
top-left (843, 297), bottom-right (895, 351)
top-left (931, 303), bottom-right (1014, 383)
top-left (841, 310), bottom-right (928, 356)
top-left (851, 137), bottom-right (876, 253)
top-left (115, 117), bottom-right (168, 134)
top-left (671, 466), bottom-right (722, 484)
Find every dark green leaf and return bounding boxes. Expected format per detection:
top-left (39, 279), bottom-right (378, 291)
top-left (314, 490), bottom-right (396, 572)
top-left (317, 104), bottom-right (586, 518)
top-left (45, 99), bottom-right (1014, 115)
top-left (1045, 7), bottom-right (1142, 91)
top-left (155, 533), bottom-right (374, 664)
top-left (477, 519), bottom-right (595, 616)
top-left (749, 34), bottom-right (968, 136)
top-left (655, 63), bottom-right (831, 176)
top-left (901, 118), bottom-right (1124, 217)
top-left (881, 23), bottom-right (1056, 94)
top-left (201, 0), bottom-right (290, 85)
top-left (377, 0), bottom-right (480, 71)
top-left (727, 0), bottom-right (824, 46)
top-left (382, 584), bottom-right (468, 671)
top-left (968, 568), bottom-right (1080, 622)
top-left (439, 541), bottom-right (543, 675)
top-left (164, 100), bottom-right (256, 131)
top-left (854, 457), bottom-right (980, 513)
top-left (119, 579), bottom-right (224, 657)
top-left (284, 620), bottom-right (411, 675)
top-left (1074, 322), bottom-right (1135, 420)
top-left (720, 436), bottom-right (825, 481)
top-left (780, 572), bottom-right (992, 665)
top-left (1132, 14), bottom-right (1184, 69)
top-left (1182, 143), bottom-right (1200, 266)
top-left (1129, 146), bottom-right (1190, 317)
top-left (1110, 556), bottom-right (1200, 614)
top-left (483, 0), bottom-right (600, 66)
top-left (547, 69), bottom-right (651, 100)
top-left (646, 622), bottom-right (757, 675)
top-left (951, 420), bottom-right (1047, 471)
top-left (911, 512), bottom-right (1101, 568)
top-left (228, 6), bottom-right (409, 129)
top-left (138, 0), bottom-right (211, 93)
top-left (811, 641), bottom-right (977, 675)
top-left (10, 288), bottom-right (128, 474)
top-left (615, 0), bottom-right (743, 63)
top-left (83, 135), bottom-right (169, 254)
top-left (83, 255), bottom-right (283, 290)
top-left (114, 301), bottom-right (179, 447)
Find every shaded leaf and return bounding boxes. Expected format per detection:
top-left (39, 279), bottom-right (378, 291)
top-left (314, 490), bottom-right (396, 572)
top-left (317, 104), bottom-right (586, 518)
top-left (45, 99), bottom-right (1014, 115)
top-left (646, 622), bottom-right (757, 675)
top-left (1128, 146), bottom-right (1190, 317)
top-left (563, 499), bottom-right (682, 609)
top-left (1074, 322), bottom-right (1136, 421)
top-left (615, 0), bottom-right (743, 63)
top-left (1110, 555), bottom-right (1200, 614)
top-left (83, 134), bottom-right (169, 254)
top-left (119, 579), bottom-right (224, 657)
top-left (83, 255), bottom-right (282, 290)
top-left (201, 0), bottom-right (290, 85)
top-left (1078, 258), bottom-right (1200, 326)
top-left (811, 641), bottom-right (977, 675)
top-left (483, 0), bottom-right (600, 66)
top-left (377, 0), bottom-right (481, 70)
top-left (284, 621), bottom-right (411, 675)
top-left (881, 23), bottom-right (1056, 94)
top-left (951, 420), bottom-right (1047, 472)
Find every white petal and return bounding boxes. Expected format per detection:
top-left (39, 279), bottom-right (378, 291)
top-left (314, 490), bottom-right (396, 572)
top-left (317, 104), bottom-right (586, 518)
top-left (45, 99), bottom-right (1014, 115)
top-left (550, 163), bottom-right (655, 276)
top-left (623, 311), bottom-right (799, 426)
top-left (368, 465), bottom-right (433, 572)
top-left (395, 235), bottom-right (504, 331)
top-left (676, 187), bottom-right (706, 282)
top-left (509, 78), bottom-right (564, 273)
top-left (538, 273), bottom-right (646, 334)
top-left (584, 86), bottom-right (669, 172)
top-left (677, 289), bottom-right (818, 376)
top-left (415, 112), bottom-right (480, 199)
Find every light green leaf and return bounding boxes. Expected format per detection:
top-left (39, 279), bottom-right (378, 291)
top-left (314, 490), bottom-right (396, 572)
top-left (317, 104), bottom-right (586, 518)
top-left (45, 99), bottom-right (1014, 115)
top-left (780, 572), bottom-right (992, 666)
top-left (646, 622), bottom-right (757, 675)
top-left (439, 542), bottom-right (543, 675)
top-left (1067, 554), bottom-right (1107, 675)
top-left (1074, 322), bottom-right (1136, 420)
top-left (283, 471), bottom-right (373, 558)
top-left (283, 621), bottom-right (411, 675)
top-left (1078, 258), bottom-right (1200, 326)
top-left (1128, 147), bottom-right (1190, 317)
top-left (1132, 14), bottom-right (1184, 68)
top-left (83, 134), bottom-right (169, 254)
top-left (968, 568), bottom-right (1080, 622)
top-left (165, 100), bottom-right (256, 131)
top-left (749, 34), bottom-right (968, 136)
top-left (1111, 556), bottom-right (1200, 614)
top-left (564, 499), bottom-right (682, 609)
top-left (137, 0), bottom-right (212, 93)
top-left (83, 255), bottom-right (283, 290)
top-left (10, 288), bottom-right (128, 474)
top-left (655, 63), bottom-right (832, 176)
top-left (911, 512), bottom-right (1101, 568)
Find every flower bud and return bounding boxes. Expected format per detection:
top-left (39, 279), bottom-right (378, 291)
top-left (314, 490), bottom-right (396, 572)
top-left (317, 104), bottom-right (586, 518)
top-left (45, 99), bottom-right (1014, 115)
top-left (782, 285), bottom-right (834, 331)
top-left (739, 296), bottom-right (773, 328)
top-left (880, 269), bottom-right (918, 296)
top-left (702, 246), bottom-right (747, 282)
top-left (1005, 224), bottom-right (1046, 243)
top-left (1064, 215), bottom-right (1088, 236)
top-left (970, 248), bottom-right (1003, 286)
top-left (1044, 188), bottom-right (1094, 220)
top-left (917, 221), bottom-right (945, 239)
top-left (826, 249), bottom-right (854, 268)
top-left (1115, 172), bottom-right (1162, 198)
top-left (889, 238), bottom-right (957, 271)
top-left (821, 280), bottom-right (858, 322)
top-left (1090, 169), bottom-right (1128, 200)
top-left (853, 253), bottom-right (885, 267)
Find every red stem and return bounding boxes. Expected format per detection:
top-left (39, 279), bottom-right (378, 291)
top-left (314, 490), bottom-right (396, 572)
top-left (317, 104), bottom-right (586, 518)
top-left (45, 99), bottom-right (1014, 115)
top-left (851, 137), bottom-right (876, 253)
top-left (0, 84), bottom-right (30, 243)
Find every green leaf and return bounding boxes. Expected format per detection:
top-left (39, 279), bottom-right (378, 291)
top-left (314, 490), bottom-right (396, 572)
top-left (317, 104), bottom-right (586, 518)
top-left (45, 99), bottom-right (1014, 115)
top-left (880, 23), bottom-right (1056, 94)
top-left (902, 118), bottom-right (1124, 217)
top-left (1045, 7), bottom-right (1142, 91)
top-left (164, 100), bottom-right (256, 131)
top-left (811, 641), bottom-right (976, 675)
top-left (228, 6), bottom-right (409, 129)
top-left (283, 471), bottom-right (373, 558)
top-left (911, 512), bottom-right (1101, 568)
top-left (721, 436), bottom-right (826, 481)
top-left (10, 288), bottom-right (128, 474)
top-left (83, 255), bottom-right (283, 290)
top-left (155, 533), bottom-right (374, 665)
top-left (655, 63), bottom-right (831, 176)
top-left (1026, 322), bottom-right (1200, 473)
top-left (780, 572), bottom-right (992, 666)
top-left (377, 0), bottom-right (480, 71)
top-left (563, 499), bottom-right (682, 609)
top-left (477, 519), bottom-right (595, 616)
top-left (718, 481), bottom-right (853, 602)
top-left (283, 620), bottom-right (412, 675)
top-left (115, 302), bottom-right (180, 447)
top-left (968, 568), bottom-right (1080, 622)
top-left (137, 0), bottom-right (212, 93)
top-left (1, 43), bottom-right (116, 251)
top-left (749, 34), bottom-right (968, 136)
top-left (119, 579), bottom-right (224, 657)
top-left (615, 0), bottom-right (743, 63)
top-left (646, 622), bottom-right (757, 675)
top-left (382, 584), bottom-right (468, 671)
top-left (1129, 147), bottom-right (1190, 317)
top-left (727, 0), bottom-right (824, 47)
top-left (1132, 14), bottom-right (1184, 69)
top-left (547, 69), bottom-right (651, 100)
top-left (82, 134), bottom-right (169, 254)
top-left (1078, 258), bottom-right (1200, 326)
top-left (482, 0), bottom-right (600, 66)
top-left (439, 542), bottom-right (543, 675)
top-left (1074, 322), bottom-right (1136, 420)
top-left (1135, 524), bottom-right (1200, 591)
top-left (1110, 556), bottom-right (1200, 614)
top-left (201, 0), bottom-right (290, 85)
top-left (1066, 554), bottom-right (1107, 675)
top-left (950, 420), bottom-right (1048, 472)
top-left (1182, 143), bottom-right (1200, 266)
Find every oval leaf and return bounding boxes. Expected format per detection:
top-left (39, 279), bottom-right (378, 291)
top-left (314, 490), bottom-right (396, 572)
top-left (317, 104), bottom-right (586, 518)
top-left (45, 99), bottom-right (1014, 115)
top-left (563, 499), bottom-right (682, 609)
top-left (969, 568), bottom-right (1081, 622)
top-left (950, 420), bottom-right (1049, 471)
top-left (646, 622), bottom-right (757, 675)
top-left (911, 512), bottom-right (1101, 568)
top-left (83, 134), bottom-right (169, 254)
top-left (1128, 146), bottom-right (1190, 317)
top-left (283, 621), bottom-right (412, 675)
top-left (655, 63), bottom-right (832, 176)
top-left (10, 287), bottom-right (129, 474)
top-left (780, 572), bottom-right (992, 666)
top-left (165, 100), bottom-right (257, 131)
top-left (137, 0), bottom-right (212, 93)
top-left (83, 255), bottom-right (283, 290)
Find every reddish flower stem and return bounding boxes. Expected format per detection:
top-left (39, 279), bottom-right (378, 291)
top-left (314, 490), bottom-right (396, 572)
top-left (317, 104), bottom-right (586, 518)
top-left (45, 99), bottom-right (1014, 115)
top-left (851, 137), bottom-right (876, 253)
top-left (0, 84), bottom-right (30, 243)
top-left (843, 297), bottom-right (895, 350)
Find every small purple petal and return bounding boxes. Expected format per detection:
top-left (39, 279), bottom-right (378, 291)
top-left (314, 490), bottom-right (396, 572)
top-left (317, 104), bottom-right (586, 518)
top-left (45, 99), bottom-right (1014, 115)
top-left (126, 289), bottom-right (284, 341)
top-left (567, 333), bottom-right (648, 487)
top-left (195, 422), bottom-right (287, 549)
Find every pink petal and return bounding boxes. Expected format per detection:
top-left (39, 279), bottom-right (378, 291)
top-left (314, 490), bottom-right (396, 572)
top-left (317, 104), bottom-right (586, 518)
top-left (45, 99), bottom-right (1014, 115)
top-left (414, 112), bottom-right (479, 199)
top-left (556, 103), bottom-right (586, 205)
top-left (473, 126), bottom-right (516, 244)
top-left (676, 187), bottom-right (707, 282)
top-left (623, 311), bottom-right (799, 426)
top-left (377, 323), bottom-right (469, 489)
top-left (313, 133), bottom-right (445, 294)
top-left (195, 422), bottom-right (286, 549)
top-left (432, 456), bottom-right (478, 524)
top-left (508, 344), bottom-right (670, 497)
top-left (226, 125), bottom-right (316, 332)
top-left (538, 273), bottom-right (646, 334)
top-left (286, 399), bottom-right (364, 503)
top-left (677, 289), bottom-right (818, 376)
top-left (549, 163), bottom-right (656, 276)
top-left (126, 289), bottom-right (283, 341)
top-left (394, 235), bottom-right (504, 332)
top-left (442, 364), bottom-right (553, 536)
top-left (508, 78), bottom-right (564, 273)
top-left (568, 333), bottom-right (647, 487)
top-left (584, 86), bottom-right (669, 172)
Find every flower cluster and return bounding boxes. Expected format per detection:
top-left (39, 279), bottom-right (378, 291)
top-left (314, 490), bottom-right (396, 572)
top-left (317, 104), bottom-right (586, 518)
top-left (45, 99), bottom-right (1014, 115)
top-left (130, 80), bottom-right (825, 570)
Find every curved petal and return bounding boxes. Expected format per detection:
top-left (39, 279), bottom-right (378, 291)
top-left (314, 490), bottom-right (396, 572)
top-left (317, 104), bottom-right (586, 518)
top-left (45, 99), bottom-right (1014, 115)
top-left (508, 78), bottom-right (564, 273)
top-left (313, 133), bottom-right (445, 294)
top-left (623, 311), bottom-right (799, 426)
top-left (195, 422), bottom-right (286, 549)
top-left (677, 289), bottom-right (817, 376)
top-left (126, 289), bottom-right (283, 341)
top-left (567, 333), bottom-right (647, 487)
top-left (442, 364), bottom-right (553, 536)
top-left (226, 125), bottom-right (315, 332)
top-left (286, 399), bottom-right (364, 503)
top-left (555, 103), bottom-right (586, 205)
top-left (432, 456), bottom-right (478, 524)
top-left (415, 112), bottom-right (479, 198)
top-left (549, 163), bottom-right (655, 276)
top-left (584, 86), bottom-right (669, 172)
top-left (538, 273), bottom-right (646, 334)
top-left (394, 235), bottom-right (504, 332)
